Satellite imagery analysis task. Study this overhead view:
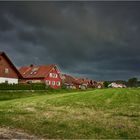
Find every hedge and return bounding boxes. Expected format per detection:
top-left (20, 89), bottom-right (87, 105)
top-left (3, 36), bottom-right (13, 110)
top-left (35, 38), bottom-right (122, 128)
top-left (0, 83), bottom-right (46, 90)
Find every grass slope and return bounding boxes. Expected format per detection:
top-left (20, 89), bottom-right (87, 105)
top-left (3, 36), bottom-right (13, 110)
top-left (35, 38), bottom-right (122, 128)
top-left (0, 88), bottom-right (140, 139)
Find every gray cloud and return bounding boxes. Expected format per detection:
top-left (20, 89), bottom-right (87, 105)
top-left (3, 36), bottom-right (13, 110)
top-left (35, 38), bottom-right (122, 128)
top-left (0, 1), bottom-right (140, 80)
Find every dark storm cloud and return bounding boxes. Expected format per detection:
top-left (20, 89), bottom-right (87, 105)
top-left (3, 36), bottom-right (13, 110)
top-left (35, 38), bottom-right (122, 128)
top-left (0, 1), bottom-right (140, 80)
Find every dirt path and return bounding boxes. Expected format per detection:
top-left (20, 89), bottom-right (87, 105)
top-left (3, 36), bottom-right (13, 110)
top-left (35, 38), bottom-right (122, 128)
top-left (0, 127), bottom-right (38, 139)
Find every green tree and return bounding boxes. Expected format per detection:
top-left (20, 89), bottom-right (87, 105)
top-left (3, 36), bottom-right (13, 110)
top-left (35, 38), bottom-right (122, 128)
top-left (103, 81), bottom-right (109, 88)
top-left (127, 78), bottom-right (138, 87)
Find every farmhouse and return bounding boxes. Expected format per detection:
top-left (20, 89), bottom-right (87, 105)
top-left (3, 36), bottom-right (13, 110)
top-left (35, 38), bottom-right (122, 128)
top-left (96, 82), bottom-right (104, 88)
top-left (76, 78), bottom-right (98, 89)
top-left (19, 64), bottom-right (62, 89)
top-left (108, 82), bottom-right (126, 88)
top-left (62, 74), bottom-right (96, 89)
top-left (61, 74), bottom-right (77, 89)
top-left (0, 52), bottom-right (22, 84)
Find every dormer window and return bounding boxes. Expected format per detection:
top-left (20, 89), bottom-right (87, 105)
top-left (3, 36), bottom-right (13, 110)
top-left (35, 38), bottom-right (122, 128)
top-left (30, 67), bottom-right (39, 75)
top-left (33, 71), bottom-right (37, 74)
top-left (32, 67), bottom-right (39, 71)
top-left (4, 68), bottom-right (9, 74)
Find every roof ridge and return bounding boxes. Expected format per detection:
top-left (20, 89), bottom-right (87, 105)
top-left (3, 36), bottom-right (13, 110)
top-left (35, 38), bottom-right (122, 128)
top-left (19, 64), bottom-right (55, 68)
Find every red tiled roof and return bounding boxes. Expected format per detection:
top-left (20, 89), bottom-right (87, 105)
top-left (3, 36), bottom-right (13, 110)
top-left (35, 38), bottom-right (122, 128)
top-left (62, 74), bottom-right (92, 85)
top-left (74, 78), bottom-right (91, 85)
top-left (62, 74), bottom-right (76, 84)
top-left (19, 64), bottom-right (56, 78)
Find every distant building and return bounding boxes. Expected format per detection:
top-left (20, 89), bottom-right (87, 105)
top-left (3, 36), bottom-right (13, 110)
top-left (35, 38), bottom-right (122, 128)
top-left (19, 64), bottom-right (62, 89)
top-left (108, 82), bottom-right (126, 88)
top-left (75, 77), bottom-right (96, 89)
top-left (0, 52), bottom-right (22, 84)
top-left (96, 82), bottom-right (104, 89)
top-left (62, 74), bottom-right (96, 89)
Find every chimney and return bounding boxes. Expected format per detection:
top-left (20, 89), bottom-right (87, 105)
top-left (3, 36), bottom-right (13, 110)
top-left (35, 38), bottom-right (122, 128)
top-left (30, 64), bottom-right (34, 67)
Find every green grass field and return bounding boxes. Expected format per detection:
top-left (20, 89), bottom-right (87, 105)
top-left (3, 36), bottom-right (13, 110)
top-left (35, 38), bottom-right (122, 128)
top-left (0, 88), bottom-right (140, 139)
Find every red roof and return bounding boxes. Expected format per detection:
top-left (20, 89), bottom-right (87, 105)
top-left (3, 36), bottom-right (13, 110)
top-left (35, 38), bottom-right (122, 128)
top-left (75, 78), bottom-right (90, 84)
top-left (62, 74), bottom-right (76, 84)
top-left (63, 74), bottom-right (99, 88)
top-left (62, 74), bottom-right (92, 85)
top-left (19, 64), bottom-right (57, 78)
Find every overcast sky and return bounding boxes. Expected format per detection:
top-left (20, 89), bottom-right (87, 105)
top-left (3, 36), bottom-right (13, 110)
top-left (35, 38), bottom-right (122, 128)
top-left (0, 1), bottom-right (140, 81)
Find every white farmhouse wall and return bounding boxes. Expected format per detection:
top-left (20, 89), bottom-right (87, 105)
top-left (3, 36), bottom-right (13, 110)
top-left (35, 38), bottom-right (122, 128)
top-left (0, 77), bottom-right (18, 84)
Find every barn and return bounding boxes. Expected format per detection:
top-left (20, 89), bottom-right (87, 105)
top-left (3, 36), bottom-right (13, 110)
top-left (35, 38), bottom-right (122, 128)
top-left (0, 52), bottom-right (22, 84)
top-left (19, 64), bottom-right (62, 89)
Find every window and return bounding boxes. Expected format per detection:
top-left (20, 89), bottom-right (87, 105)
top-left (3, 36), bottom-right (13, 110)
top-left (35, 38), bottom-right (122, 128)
top-left (27, 81), bottom-right (32, 84)
top-left (56, 81), bottom-right (60, 86)
top-left (52, 81), bottom-right (55, 86)
top-left (46, 80), bottom-right (50, 85)
top-left (50, 73), bottom-right (57, 78)
top-left (52, 73), bottom-right (54, 77)
top-left (32, 67), bottom-right (39, 71)
top-left (53, 73), bottom-right (56, 78)
top-left (49, 73), bottom-right (52, 77)
top-left (4, 68), bottom-right (9, 74)
top-left (30, 71), bottom-right (34, 75)
top-left (54, 74), bottom-right (58, 78)
top-left (30, 71), bottom-right (37, 75)
top-left (5, 80), bottom-right (8, 84)
top-left (30, 67), bottom-right (39, 75)
top-left (33, 71), bottom-right (37, 74)
top-left (52, 73), bottom-right (55, 78)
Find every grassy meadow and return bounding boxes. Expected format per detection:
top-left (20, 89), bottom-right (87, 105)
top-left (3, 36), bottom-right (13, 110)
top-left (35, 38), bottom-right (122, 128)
top-left (0, 88), bottom-right (139, 139)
